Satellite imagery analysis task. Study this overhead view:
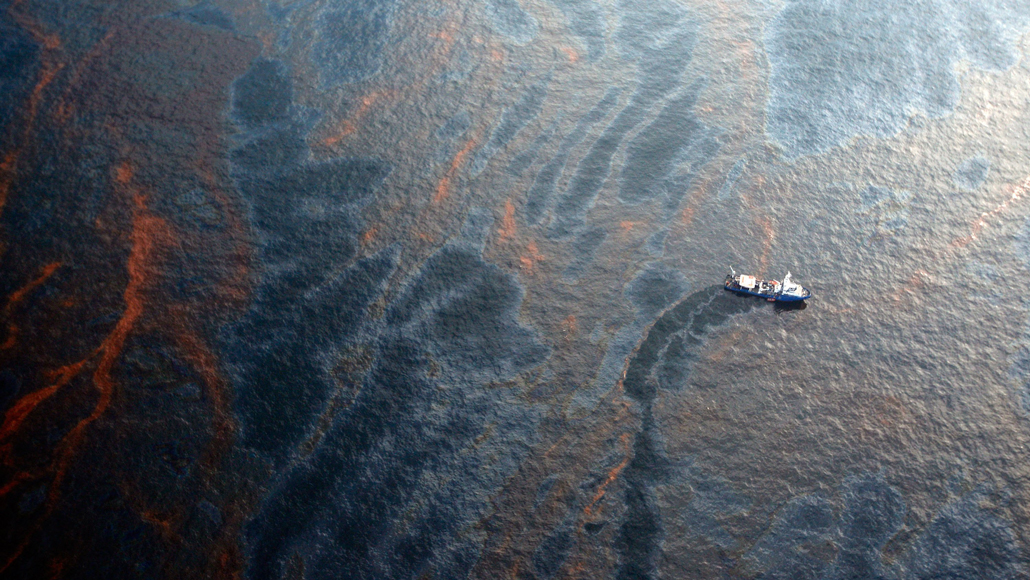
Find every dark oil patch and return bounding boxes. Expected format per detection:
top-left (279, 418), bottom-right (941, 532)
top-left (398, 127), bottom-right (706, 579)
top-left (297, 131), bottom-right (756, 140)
top-left (617, 286), bottom-right (757, 579)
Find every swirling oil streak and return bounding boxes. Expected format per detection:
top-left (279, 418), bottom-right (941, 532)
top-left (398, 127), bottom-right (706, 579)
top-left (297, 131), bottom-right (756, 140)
top-left (616, 286), bottom-right (756, 579)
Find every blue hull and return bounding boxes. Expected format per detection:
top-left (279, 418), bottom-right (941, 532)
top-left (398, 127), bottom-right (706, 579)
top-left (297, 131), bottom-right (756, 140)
top-left (725, 285), bottom-right (810, 302)
top-left (774, 293), bottom-right (809, 302)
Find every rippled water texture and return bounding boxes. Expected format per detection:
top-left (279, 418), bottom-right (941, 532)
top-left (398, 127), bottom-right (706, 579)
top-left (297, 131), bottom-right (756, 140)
top-left (3, 0), bottom-right (1030, 578)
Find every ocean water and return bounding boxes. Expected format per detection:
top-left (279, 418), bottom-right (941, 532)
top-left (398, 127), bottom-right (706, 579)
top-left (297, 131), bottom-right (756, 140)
top-left (2, 0), bottom-right (1030, 578)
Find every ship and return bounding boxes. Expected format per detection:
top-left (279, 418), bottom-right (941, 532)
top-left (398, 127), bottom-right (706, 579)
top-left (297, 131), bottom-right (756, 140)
top-left (724, 270), bottom-right (811, 302)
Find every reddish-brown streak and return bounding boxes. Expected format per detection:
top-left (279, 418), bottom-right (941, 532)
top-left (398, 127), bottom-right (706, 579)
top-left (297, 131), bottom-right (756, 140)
top-left (873, 175), bottom-right (1030, 309)
top-left (952, 175), bottom-right (1030, 248)
top-left (0, 2), bottom-right (68, 217)
top-left (317, 12), bottom-right (465, 150)
top-left (322, 90), bottom-right (396, 146)
top-left (518, 240), bottom-right (545, 274)
top-left (0, 326), bottom-right (15, 350)
top-left (0, 191), bottom-right (171, 574)
top-left (51, 29), bottom-right (118, 126)
top-left (170, 316), bottom-right (236, 468)
top-left (561, 314), bottom-right (578, 339)
top-left (498, 199), bottom-right (516, 241)
top-left (434, 137), bottom-right (478, 203)
top-left (4, 262), bottom-right (61, 310)
top-left (0, 361), bottom-right (86, 449)
top-left (0, 262), bottom-right (61, 351)
top-left (0, 152), bottom-right (17, 217)
top-left (0, 62), bottom-right (64, 218)
top-left (583, 432), bottom-right (632, 518)
top-left (360, 226), bottom-right (379, 246)
top-left (52, 192), bottom-right (167, 489)
top-left (0, 471), bottom-right (37, 497)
